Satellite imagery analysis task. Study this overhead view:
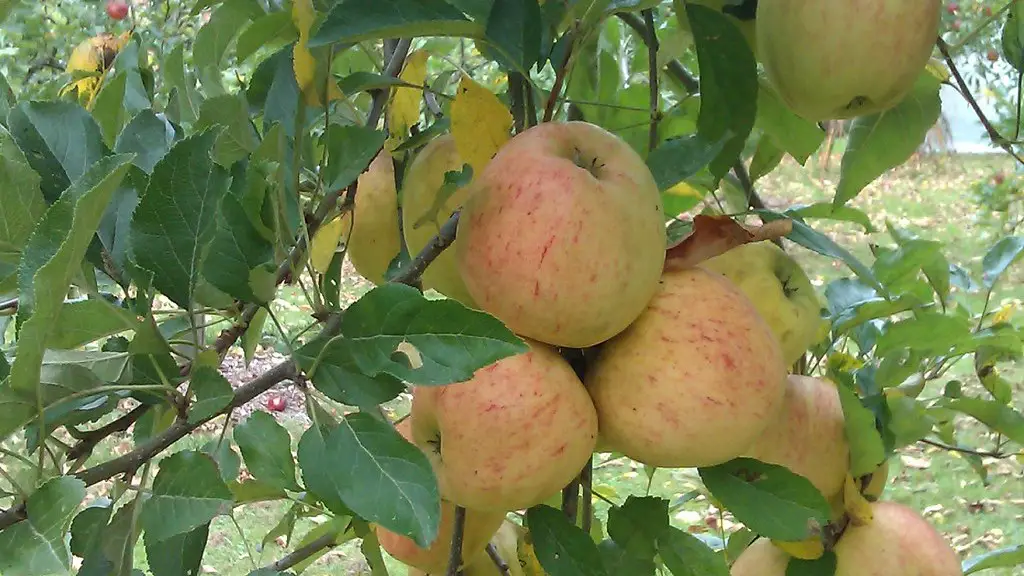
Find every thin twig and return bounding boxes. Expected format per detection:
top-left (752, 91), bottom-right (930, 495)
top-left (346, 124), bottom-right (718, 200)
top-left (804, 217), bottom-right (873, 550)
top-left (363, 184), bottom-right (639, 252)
top-left (524, 78), bottom-right (538, 128)
top-left (561, 477), bottom-right (580, 525)
top-left (937, 37), bottom-right (1024, 165)
top-left (269, 530), bottom-right (340, 572)
top-left (66, 404), bottom-right (148, 462)
top-left (919, 438), bottom-right (1015, 459)
top-left (580, 458), bottom-right (593, 535)
top-left (642, 8), bottom-right (660, 154)
top-left (486, 543), bottom-right (512, 576)
top-left (617, 12), bottom-right (697, 94)
top-left (446, 505), bottom-right (468, 576)
top-left (543, 31), bottom-right (575, 122)
top-left (509, 72), bottom-right (526, 134)
top-left (393, 211), bottom-right (461, 284)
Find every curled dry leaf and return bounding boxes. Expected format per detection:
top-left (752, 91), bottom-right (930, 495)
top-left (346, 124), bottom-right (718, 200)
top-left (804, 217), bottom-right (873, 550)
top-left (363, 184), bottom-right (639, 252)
top-left (664, 215), bottom-right (794, 271)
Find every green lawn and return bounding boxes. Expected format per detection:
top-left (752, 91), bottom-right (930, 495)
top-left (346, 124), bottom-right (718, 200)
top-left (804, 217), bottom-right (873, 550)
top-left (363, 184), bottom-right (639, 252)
top-left (62, 152), bottom-right (1024, 575)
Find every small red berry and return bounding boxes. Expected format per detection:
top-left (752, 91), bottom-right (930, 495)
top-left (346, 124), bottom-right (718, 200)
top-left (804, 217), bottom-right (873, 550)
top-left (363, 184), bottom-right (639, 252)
top-left (106, 0), bottom-right (129, 20)
top-left (988, 49), bottom-right (1000, 62)
top-left (266, 396), bottom-right (287, 412)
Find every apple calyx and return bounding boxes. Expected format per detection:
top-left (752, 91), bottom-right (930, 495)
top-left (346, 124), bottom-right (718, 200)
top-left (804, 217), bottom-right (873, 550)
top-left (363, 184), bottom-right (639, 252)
top-left (570, 147), bottom-right (604, 178)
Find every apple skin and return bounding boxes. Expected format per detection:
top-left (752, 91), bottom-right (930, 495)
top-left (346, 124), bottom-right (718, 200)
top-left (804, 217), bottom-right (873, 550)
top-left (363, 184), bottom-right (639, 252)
top-left (731, 502), bottom-right (963, 576)
top-left (756, 0), bottom-right (941, 121)
top-left (375, 419), bottom-right (506, 573)
top-left (339, 150), bottom-right (401, 285)
top-left (455, 121), bottom-right (667, 349)
top-left (742, 375), bottom-right (849, 501)
top-left (700, 241), bottom-right (827, 367)
top-left (410, 339), bottom-right (598, 512)
top-left (584, 267), bottom-right (788, 468)
top-left (106, 0), bottom-right (129, 20)
top-left (402, 134), bottom-right (476, 305)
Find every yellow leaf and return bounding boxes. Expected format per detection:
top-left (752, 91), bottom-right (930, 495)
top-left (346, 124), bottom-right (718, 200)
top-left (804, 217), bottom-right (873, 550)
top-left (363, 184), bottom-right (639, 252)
top-left (992, 302), bottom-right (1015, 325)
top-left (827, 352), bottom-right (863, 374)
top-left (843, 473), bottom-right (875, 526)
top-left (925, 58), bottom-right (951, 83)
top-left (310, 216), bottom-right (347, 274)
top-left (450, 73), bottom-right (513, 177)
top-left (666, 181), bottom-right (706, 200)
top-left (292, 0), bottom-right (343, 106)
top-left (386, 49), bottom-right (429, 149)
top-left (772, 537), bottom-right (824, 560)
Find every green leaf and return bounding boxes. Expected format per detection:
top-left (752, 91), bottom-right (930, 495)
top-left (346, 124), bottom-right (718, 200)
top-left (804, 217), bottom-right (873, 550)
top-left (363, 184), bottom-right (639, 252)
top-left (235, 411), bottom-right (301, 492)
top-left (885, 394), bottom-right (934, 449)
top-left (835, 72), bottom-right (941, 206)
top-left (196, 93), bottom-right (262, 167)
top-left (836, 383), bottom-right (886, 477)
top-left (786, 551), bottom-right (837, 576)
top-left (92, 72), bottom-right (133, 148)
top-left (145, 522), bottom-right (210, 576)
top-left (202, 439), bottom-right (243, 484)
top-left (685, 3), bottom-right (758, 177)
top-left (698, 458), bottom-right (831, 542)
top-left (875, 313), bottom-right (973, 356)
top-left (324, 125), bottom-right (388, 191)
top-left (193, 0), bottom-right (264, 94)
top-left (294, 336), bottom-right (406, 409)
top-left (75, 499), bottom-right (140, 576)
top-left (786, 203), bottom-right (874, 233)
top-left (484, 0), bottom-right (542, 72)
top-left (597, 539), bottom-right (657, 576)
top-left (339, 283), bottom-right (528, 385)
top-left (981, 235), bottom-right (1024, 288)
top-left (236, 11), bottom-right (299, 63)
top-left (657, 526), bottom-right (730, 576)
top-left (9, 155), bottom-right (133, 394)
top-left (339, 71), bottom-right (417, 94)
top-left (872, 239), bottom-right (943, 288)
top-left (0, 124), bottom-right (46, 256)
top-left (938, 397), bottom-right (1024, 445)
top-left (202, 193), bottom-right (277, 305)
top-left (188, 365), bottom-right (234, 425)
top-left (749, 136), bottom-right (785, 183)
top-left (0, 71), bottom-right (13, 124)
top-left (164, 43), bottom-right (202, 124)
top-left (311, 0), bottom-right (482, 47)
top-left (6, 100), bottom-right (109, 203)
top-left (130, 128), bottom-right (231, 309)
top-left (755, 80), bottom-right (825, 164)
top-left (115, 110), bottom-right (178, 175)
top-left (246, 47), bottom-right (302, 138)
top-left (963, 544), bottom-right (1024, 574)
top-left (48, 298), bottom-right (139, 350)
top-left (297, 412), bottom-right (440, 548)
top-left (831, 294), bottom-right (923, 336)
top-left (140, 450), bottom-right (234, 543)
top-left (0, 476), bottom-right (86, 576)
top-left (646, 133), bottom-right (729, 191)
top-left (242, 307), bottom-right (269, 366)
top-left (526, 504), bottom-right (609, 576)
top-left (69, 504), bottom-right (112, 560)
top-left (607, 496), bottom-right (669, 560)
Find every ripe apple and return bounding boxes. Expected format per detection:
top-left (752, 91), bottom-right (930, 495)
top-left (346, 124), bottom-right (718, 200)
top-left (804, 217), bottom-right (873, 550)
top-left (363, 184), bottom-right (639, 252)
top-left (106, 0), bottom-right (129, 20)
top-left (730, 502), bottom-right (963, 576)
top-left (946, 2), bottom-right (958, 14)
top-left (455, 121), bottom-right (667, 349)
top-left (584, 267), bottom-right (787, 468)
top-left (410, 339), bottom-right (598, 512)
top-left (402, 134), bottom-right (477, 305)
top-left (742, 375), bottom-right (849, 501)
top-left (375, 419), bottom-right (506, 573)
top-left (700, 240), bottom-right (827, 367)
top-left (265, 395), bottom-right (286, 412)
top-left (756, 0), bottom-right (941, 121)
top-left (337, 150), bottom-right (401, 285)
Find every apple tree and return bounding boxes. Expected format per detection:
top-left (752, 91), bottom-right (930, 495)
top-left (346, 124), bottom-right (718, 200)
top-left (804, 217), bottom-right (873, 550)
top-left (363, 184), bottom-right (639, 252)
top-left (0, 1), bottom-right (1022, 576)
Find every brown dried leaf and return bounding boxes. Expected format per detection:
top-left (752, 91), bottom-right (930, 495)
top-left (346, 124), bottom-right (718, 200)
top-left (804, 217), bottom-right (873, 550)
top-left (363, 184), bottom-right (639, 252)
top-left (664, 215), bottom-right (793, 270)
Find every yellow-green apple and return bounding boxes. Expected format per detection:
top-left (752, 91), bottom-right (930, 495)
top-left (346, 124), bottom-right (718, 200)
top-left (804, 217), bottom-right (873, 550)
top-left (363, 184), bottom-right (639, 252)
top-left (756, 0), bottom-right (941, 121)
top-left (731, 502), bottom-right (963, 576)
top-left (375, 419), bottom-right (506, 573)
top-left (410, 339), bottom-right (598, 512)
top-left (584, 266), bottom-right (787, 468)
top-left (401, 134), bottom-right (476, 304)
top-left (338, 149), bottom-right (401, 285)
top-left (700, 241), bottom-right (827, 366)
top-left (743, 374), bottom-right (849, 501)
top-left (454, 121), bottom-right (666, 349)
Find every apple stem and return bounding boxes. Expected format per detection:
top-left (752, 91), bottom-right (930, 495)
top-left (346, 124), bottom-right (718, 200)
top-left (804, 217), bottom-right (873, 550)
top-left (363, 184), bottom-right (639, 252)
top-left (642, 8), bottom-right (660, 155)
top-left (485, 543), bottom-right (512, 576)
top-left (445, 505), bottom-right (468, 576)
top-left (580, 458), bottom-right (594, 535)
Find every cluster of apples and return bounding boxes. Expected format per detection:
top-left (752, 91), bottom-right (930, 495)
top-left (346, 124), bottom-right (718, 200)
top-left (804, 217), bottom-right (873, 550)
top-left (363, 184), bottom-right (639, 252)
top-left (333, 119), bottom-right (953, 575)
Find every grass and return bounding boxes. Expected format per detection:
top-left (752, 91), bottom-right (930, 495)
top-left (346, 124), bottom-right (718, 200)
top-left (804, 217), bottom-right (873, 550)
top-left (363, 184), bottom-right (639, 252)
top-left (17, 152), bottom-right (1024, 575)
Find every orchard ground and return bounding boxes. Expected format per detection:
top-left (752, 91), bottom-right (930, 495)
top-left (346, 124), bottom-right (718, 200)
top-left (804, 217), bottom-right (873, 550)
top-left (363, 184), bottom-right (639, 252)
top-left (69, 151), bottom-right (1023, 575)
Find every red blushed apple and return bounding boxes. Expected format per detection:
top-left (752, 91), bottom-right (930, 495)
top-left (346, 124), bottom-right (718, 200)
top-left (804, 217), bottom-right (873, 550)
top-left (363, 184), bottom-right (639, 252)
top-left (106, 0), bottom-right (129, 20)
top-left (265, 395), bottom-right (286, 412)
top-left (454, 121), bottom-right (667, 349)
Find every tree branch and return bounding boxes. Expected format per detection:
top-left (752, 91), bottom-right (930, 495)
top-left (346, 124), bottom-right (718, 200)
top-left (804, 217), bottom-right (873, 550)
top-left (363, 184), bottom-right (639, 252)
top-left (393, 211), bottom-right (461, 285)
top-left (66, 404), bottom-right (148, 462)
top-left (446, 505), bottom-right (468, 576)
top-left (486, 542), bottom-right (512, 576)
top-left (269, 531), bottom-right (340, 572)
top-left (509, 72), bottom-right (527, 134)
top-left (561, 477), bottom-right (580, 525)
top-left (643, 8), bottom-right (660, 154)
top-left (543, 32), bottom-right (575, 122)
top-left (580, 458), bottom-right (593, 536)
top-left (919, 438), bottom-right (1016, 459)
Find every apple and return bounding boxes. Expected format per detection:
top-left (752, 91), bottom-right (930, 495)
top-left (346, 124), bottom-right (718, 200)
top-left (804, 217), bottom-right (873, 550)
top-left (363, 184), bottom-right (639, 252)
top-left (265, 395), bottom-right (286, 412)
top-left (106, 0), bottom-right (129, 20)
top-left (375, 419), bottom-right (506, 573)
top-left (410, 339), bottom-right (598, 512)
top-left (946, 2), bottom-right (958, 14)
top-left (455, 121), bottom-right (667, 349)
top-left (584, 266), bottom-right (788, 468)
top-left (337, 150), bottom-right (401, 285)
top-left (756, 0), bottom-right (941, 121)
top-left (401, 134), bottom-right (477, 305)
top-left (700, 240), bottom-right (827, 367)
top-left (988, 49), bottom-right (1001, 62)
top-left (742, 375), bottom-right (849, 501)
top-left (952, 19), bottom-right (963, 31)
top-left (730, 502), bottom-right (963, 576)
